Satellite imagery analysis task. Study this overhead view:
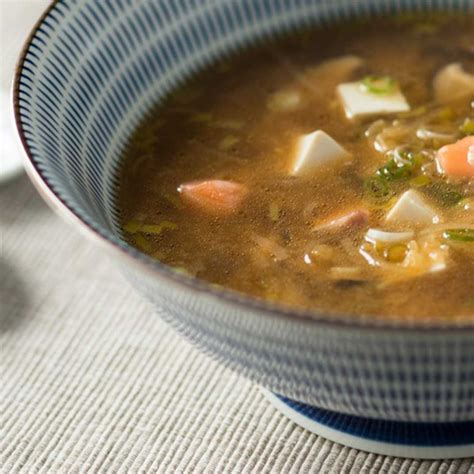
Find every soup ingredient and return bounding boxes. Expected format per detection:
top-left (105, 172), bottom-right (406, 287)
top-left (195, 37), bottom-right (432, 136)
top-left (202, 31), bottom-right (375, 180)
top-left (267, 89), bottom-right (301, 111)
top-left (365, 228), bottom-right (414, 245)
top-left (385, 190), bottom-right (441, 226)
top-left (360, 75), bottom-right (397, 95)
top-left (436, 136), bottom-right (474, 178)
top-left (329, 266), bottom-right (365, 281)
top-left (178, 180), bottom-right (248, 216)
top-left (124, 220), bottom-right (177, 235)
top-left (337, 78), bottom-right (410, 119)
top-left (119, 13), bottom-right (474, 320)
top-left (443, 228), bottom-right (474, 242)
top-left (251, 234), bottom-right (289, 261)
top-left (313, 209), bottom-right (369, 232)
top-left (306, 55), bottom-right (364, 84)
top-left (425, 182), bottom-right (464, 207)
top-left (433, 63), bottom-right (474, 104)
top-left (460, 119), bottom-right (474, 136)
top-left (416, 126), bottom-right (457, 145)
top-left (402, 236), bottom-right (448, 274)
top-left (376, 149), bottom-right (423, 182)
top-left (360, 235), bottom-right (448, 283)
top-left (410, 175), bottom-right (432, 188)
top-left (291, 130), bottom-right (352, 176)
top-left (364, 176), bottom-right (394, 202)
top-left (269, 202), bottom-right (280, 222)
top-left (383, 244), bottom-right (408, 263)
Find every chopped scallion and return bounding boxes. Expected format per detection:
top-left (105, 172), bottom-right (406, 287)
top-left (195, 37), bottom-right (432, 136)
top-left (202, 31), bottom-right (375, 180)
top-left (375, 151), bottom-right (423, 182)
top-left (364, 176), bottom-right (393, 201)
top-left (425, 182), bottom-right (464, 207)
top-left (443, 229), bottom-right (474, 242)
top-left (460, 119), bottom-right (474, 136)
top-left (360, 75), bottom-right (397, 95)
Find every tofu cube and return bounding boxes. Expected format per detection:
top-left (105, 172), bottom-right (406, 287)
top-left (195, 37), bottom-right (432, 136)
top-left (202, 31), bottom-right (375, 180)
top-left (291, 130), bottom-right (351, 176)
top-left (386, 190), bottom-right (441, 226)
top-left (337, 82), bottom-right (410, 119)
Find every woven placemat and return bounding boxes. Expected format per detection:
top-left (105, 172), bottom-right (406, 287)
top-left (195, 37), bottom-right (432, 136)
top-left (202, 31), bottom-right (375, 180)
top-left (1, 177), bottom-right (473, 473)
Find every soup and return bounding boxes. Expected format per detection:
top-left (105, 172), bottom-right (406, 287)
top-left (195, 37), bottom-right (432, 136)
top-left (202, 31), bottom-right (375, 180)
top-left (118, 14), bottom-right (474, 320)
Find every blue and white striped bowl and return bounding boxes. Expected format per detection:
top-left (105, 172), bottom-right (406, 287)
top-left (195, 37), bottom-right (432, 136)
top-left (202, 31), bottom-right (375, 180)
top-left (14, 0), bottom-right (474, 459)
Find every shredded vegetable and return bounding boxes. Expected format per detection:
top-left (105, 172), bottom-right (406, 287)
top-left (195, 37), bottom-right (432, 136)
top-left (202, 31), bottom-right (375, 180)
top-left (190, 113), bottom-right (213, 123)
top-left (410, 175), bottom-right (431, 187)
top-left (125, 220), bottom-right (177, 235)
top-left (133, 235), bottom-right (152, 253)
top-left (214, 119), bottom-right (244, 131)
top-left (124, 220), bottom-right (141, 234)
top-left (140, 222), bottom-right (177, 234)
top-left (269, 203), bottom-right (280, 222)
top-left (267, 90), bottom-right (301, 111)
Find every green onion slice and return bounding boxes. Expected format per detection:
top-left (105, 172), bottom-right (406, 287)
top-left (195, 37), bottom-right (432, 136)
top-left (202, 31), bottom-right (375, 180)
top-left (364, 176), bottom-right (393, 201)
top-left (460, 119), bottom-right (474, 136)
top-left (443, 228), bottom-right (474, 242)
top-left (375, 151), bottom-right (423, 182)
top-left (425, 182), bottom-right (464, 207)
top-left (360, 75), bottom-right (397, 95)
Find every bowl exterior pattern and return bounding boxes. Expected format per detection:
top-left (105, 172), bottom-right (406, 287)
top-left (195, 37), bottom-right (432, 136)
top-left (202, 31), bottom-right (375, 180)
top-left (128, 265), bottom-right (474, 423)
top-left (16, 0), bottom-right (474, 424)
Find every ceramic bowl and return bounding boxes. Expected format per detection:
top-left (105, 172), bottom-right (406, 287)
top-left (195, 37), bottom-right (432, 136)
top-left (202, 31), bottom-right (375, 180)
top-left (14, 0), bottom-right (474, 459)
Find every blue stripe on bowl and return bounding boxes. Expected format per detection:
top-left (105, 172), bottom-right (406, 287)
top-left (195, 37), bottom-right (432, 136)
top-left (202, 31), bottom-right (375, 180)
top-left (276, 394), bottom-right (474, 446)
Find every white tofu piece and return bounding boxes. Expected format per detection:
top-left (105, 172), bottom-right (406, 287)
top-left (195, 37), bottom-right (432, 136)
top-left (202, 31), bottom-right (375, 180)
top-left (337, 82), bottom-right (410, 119)
top-left (291, 130), bottom-right (351, 176)
top-left (385, 190), bottom-right (441, 227)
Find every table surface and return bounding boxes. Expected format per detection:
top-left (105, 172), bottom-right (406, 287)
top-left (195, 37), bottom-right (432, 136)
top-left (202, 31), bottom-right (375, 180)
top-left (2, 176), bottom-right (473, 473)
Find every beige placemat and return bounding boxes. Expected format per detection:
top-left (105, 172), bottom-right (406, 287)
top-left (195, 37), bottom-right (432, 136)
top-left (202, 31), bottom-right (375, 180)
top-left (1, 176), bottom-right (473, 473)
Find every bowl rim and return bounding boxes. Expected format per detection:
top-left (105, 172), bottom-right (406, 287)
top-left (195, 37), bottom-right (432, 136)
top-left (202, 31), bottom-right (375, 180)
top-left (13, 0), bottom-right (474, 332)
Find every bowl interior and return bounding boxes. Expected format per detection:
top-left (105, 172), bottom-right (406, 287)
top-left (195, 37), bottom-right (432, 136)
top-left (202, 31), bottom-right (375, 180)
top-left (14, 0), bottom-right (473, 327)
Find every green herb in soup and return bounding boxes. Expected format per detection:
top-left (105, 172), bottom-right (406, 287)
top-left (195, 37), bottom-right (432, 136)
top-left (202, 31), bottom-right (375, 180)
top-left (118, 14), bottom-right (474, 320)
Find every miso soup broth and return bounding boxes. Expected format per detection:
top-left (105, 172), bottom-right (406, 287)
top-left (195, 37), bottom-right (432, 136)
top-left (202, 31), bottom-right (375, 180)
top-left (119, 14), bottom-right (474, 320)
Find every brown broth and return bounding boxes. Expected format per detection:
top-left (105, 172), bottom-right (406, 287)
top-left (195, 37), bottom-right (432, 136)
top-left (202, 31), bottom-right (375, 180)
top-left (118, 14), bottom-right (474, 321)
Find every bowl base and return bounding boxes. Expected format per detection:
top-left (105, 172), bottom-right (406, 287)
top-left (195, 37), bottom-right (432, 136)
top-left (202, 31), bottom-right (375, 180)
top-left (262, 390), bottom-right (474, 459)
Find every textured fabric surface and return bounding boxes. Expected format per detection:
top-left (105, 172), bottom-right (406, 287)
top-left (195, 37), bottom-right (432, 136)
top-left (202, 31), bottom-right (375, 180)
top-left (1, 177), bottom-right (473, 473)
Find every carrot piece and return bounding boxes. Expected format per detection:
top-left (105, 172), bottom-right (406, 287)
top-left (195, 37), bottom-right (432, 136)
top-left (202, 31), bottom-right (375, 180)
top-left (178, 180), bottom-right (248, 216)
top-left (436, 136), bottom-right (474, 178)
